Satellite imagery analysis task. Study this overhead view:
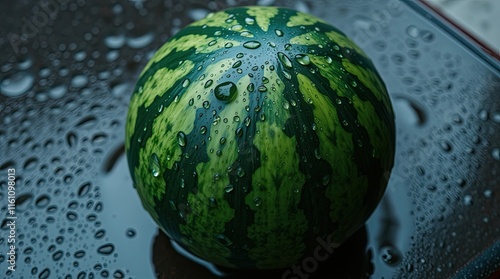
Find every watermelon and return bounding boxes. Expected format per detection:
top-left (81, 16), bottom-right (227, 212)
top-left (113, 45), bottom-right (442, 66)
top-left (125, 6), bottom-right (395, 270)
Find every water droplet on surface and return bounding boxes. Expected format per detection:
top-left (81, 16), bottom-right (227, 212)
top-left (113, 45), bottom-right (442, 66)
top-left (420, 30), bottom-right (434, 42)
top-left (492, 148), bottom-right (500, 161)
top-left (1, 72), bottom-right (35, 97)
top-left (127, 33), bottom-right (154, 48)
top-left (295, 54), bottom-right (311, 65)
top-left (243, 41), bottom-right (261, 49)
top-left (406, 25), bottom-right (419, 38)
top-left (275, 29), bottom-right (284, 37)
top-left (208, 40), bottom-right (217, 46)
top-left (48, 84), bottom-right (67, 99)
top-left (484, 189), bottom-right (493, 198)
top-left (71, 75), bottom-right (88, 88)
top-left (39, 268), bottom-right (51, 279)
top-left (224, 42), bottom-right (234, 48)
top-left (393, 96), bottom-right (426, 127)
top-left (463, 195), bottom-right (473, 206)
top-left (214, 82), bottom-right (238, 103)
top-left (104, 34), bottom-right (126, 48)
top-left (177, 131), bottom-right (187, 147)
top-left (149, 153), bottom-right (161, 177)
top-left (380, 246), bottom-right (401, 266)
top-left (97, 244), bottom-right (115, 255)
top-left (182, 79), bottom-right (190, 88)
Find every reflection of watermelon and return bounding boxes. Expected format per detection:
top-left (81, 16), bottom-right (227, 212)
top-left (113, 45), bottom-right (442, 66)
top-left (125, 6), bottom-right (395, 269)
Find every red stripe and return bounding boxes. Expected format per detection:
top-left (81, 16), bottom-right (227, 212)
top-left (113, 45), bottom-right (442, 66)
top-left (418, 0), bottom-right (499, 61)
top-left (489, 268), bottom-right (500, 279)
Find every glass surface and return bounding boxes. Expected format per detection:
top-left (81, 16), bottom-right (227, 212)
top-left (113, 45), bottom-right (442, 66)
top-left (0, 0), bottom-right (498, 278)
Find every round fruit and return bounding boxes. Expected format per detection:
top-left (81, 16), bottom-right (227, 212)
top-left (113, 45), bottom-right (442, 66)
top-left (125, 6), bottom-right (395, 269)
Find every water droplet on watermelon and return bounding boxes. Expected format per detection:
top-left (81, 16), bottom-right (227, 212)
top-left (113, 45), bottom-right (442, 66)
top-left (214, 81), bottom-right (238, 103)
top-left (232, 60), bottom-right (242, 68)
top-left (201, 198), bottom-right (216, 213)
top-left (282, 71), bottom-right (292, 80)
top-left (177, 132), bottom-right (187, 147)
top-left (182, 79), bottom-right (190, 88)
top-left (236, 53), bottom-right (244, 59)
top-left (237, 167), bottom-right (245, 177)
top-left (243, 41), bottom-right (261, 49)
top-left (295, 54), bottom-right (311, 65)
top-left (326, 56), bottom-right (333, 64)
top-left (200, 126), bottom-right (207, 134)
top-left (189, 98), bottom-right (194, 106)
top-left (247, 83), bottom-right (255, 92)
top-left (244, 116), bottom-right (251, 127)
top-left (254, 197), bottom-right (262, 207)
top-left (245, 17), bottom-right (255, 25)
top-left (208, 40), bottom-right (217, 46)
top-left (1, 72), bottom-right (35, 97)
top-left (278, 52), bottom-right (293, 69)
top-left (235, 127), bottom-right (243, 137)
top-left (258, 86), bottom-right (267, 92)
top-left (216, 234), bottom-right (233, 246)
top-left (149, 153), bottom-right (161, 177)
top-left (224, 184), bottom-right (234, 193)
top-left (351, 81), bottom-right (358, 87)
top-left (219, 137), bottom-right (226, 145)
top-left (169, 200), bottom-right (177, 211)
top-left (241, 31), bottom-right (254, 38)
top-left (204, 79), bottom-right (213, 88)
top-left (224, 42), bottom-right (234, 48)
top-left (203, 101), bottom-right (210, 109)
top-left (275, 29), bottom-right (284, 37)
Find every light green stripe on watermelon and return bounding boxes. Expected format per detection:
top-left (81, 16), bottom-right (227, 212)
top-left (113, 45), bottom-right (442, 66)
top-left (286, 12), bottom-right (327, 27)
top-left (352, 94), bottom-right (392, 167)
top-left (246, 7), bottom-right (278, 32)
top-left (289, 31), bottom-right (326, 46)
top-left (126, 61), bottom-right (194, 150)
top-left (178, 74), bottom-right (254, 268)
top-left (341, 60), bottom-right (391, 109)
top-left (308, 55), bottom-right (353, 98)
top-left (245, 69), bottom-right (308, 269)
top-left (140, 61), bottom-right (195, 108)
top-left (296, 73), bottom-right (368, 237)
top-left (139, 34), bottom-right (241, 78)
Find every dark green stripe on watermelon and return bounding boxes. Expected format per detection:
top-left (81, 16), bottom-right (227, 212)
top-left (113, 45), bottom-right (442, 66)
top-left (125, 6), bottom-right (395, 270)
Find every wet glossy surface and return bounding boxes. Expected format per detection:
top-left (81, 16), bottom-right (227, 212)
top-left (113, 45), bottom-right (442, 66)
top-left (0, 0), bottom-right (499, 278)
